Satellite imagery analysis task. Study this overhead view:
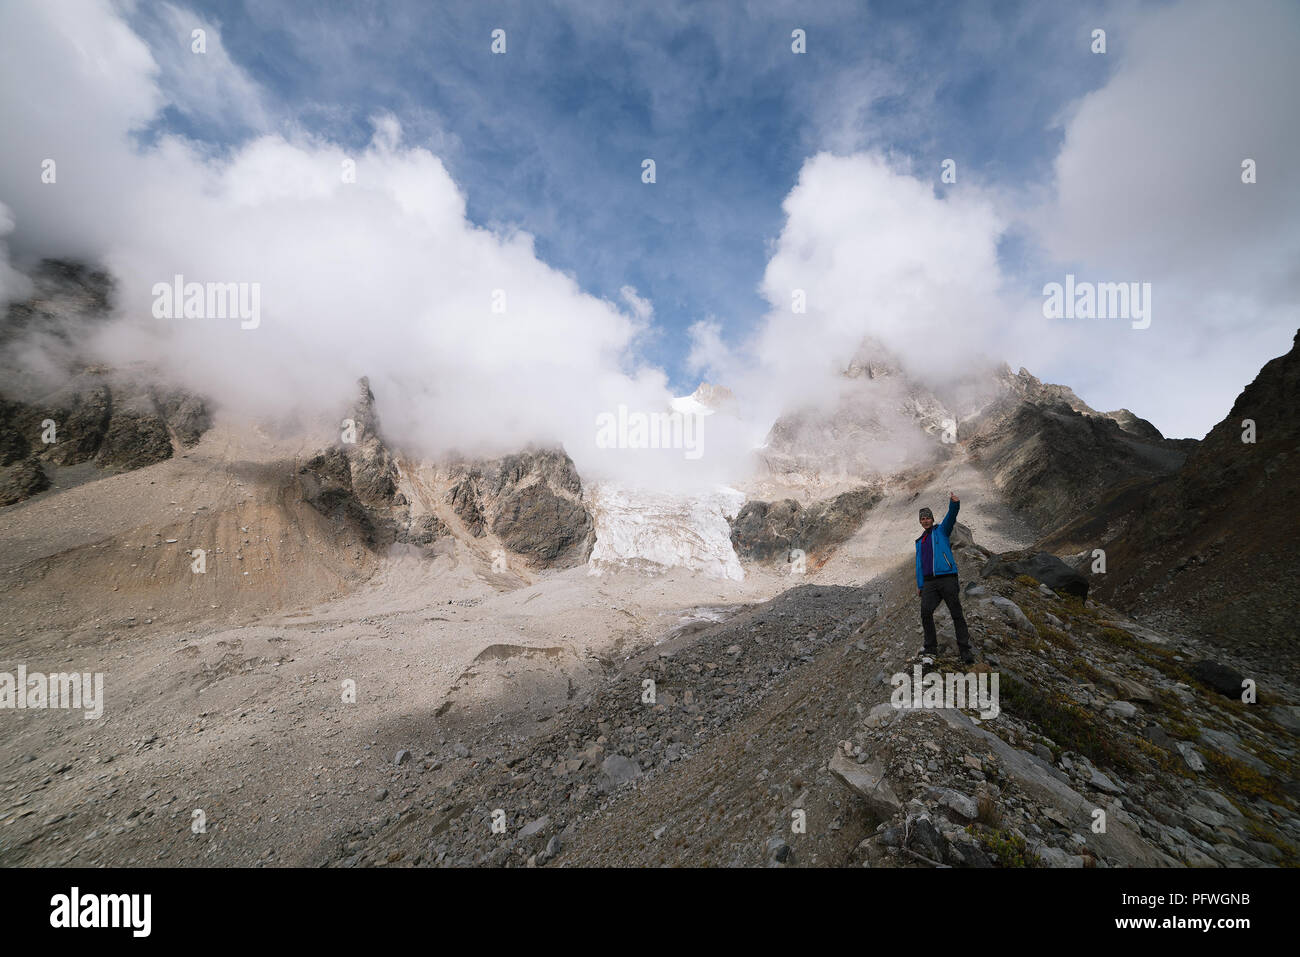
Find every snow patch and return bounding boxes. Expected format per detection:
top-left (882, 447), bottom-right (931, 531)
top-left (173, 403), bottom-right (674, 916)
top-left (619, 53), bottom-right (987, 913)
top-left (669, 394), bottom-right (715, 417)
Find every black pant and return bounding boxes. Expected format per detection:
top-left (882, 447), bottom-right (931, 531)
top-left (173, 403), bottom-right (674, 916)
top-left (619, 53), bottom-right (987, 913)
top-left (920, 574), bottom-right (972, 655)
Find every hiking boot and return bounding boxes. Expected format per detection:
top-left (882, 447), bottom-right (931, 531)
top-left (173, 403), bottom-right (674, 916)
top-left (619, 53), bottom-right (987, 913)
top-left (959, 650), bottom-right (977, 665)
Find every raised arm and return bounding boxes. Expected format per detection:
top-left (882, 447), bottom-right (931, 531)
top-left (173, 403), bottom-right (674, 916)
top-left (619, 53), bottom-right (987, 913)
top-left (941, 493), bottom-right (959, 535)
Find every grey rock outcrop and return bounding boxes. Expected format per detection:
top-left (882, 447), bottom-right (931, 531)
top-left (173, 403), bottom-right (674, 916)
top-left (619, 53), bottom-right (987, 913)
top-left (967, 376), bottom-right (1190, 532)
top-left (0, 377), bottom-right (212, 504)
top-left (830, 751), bottom-right (903, 820)
top-left (0, 456), bottom-right (50, 506)
top-left (299, 378), bottom-right (448, 549)
top-left (730, 487), bottom-right (881, 566)
top-left (443, 448), bottom-right (594, 569)
top-left (0, 260), bottom-right (213, 506)
top-left (300, 381), bottom-right (591, 566)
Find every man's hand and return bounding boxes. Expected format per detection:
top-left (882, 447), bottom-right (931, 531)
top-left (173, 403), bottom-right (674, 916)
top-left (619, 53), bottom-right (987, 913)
top-left (950, 492), bottom-right (959, 502)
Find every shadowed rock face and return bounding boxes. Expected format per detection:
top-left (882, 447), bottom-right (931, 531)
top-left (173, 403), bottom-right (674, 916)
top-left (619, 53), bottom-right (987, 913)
top-left (0, 379), bottom-right (213, 501)
top-left (404, 513), bottom-right (451, 547)
top-left (0, 378), bottom-right (214, 494)
top-left (491, 482), bottom-right (592, 565)
top-left (730, 487), bottom-right (881, 566)
top-left (967, 394), bottom-right (1189, 532)
top-left (1042, 329), bottom-right (1300, 667)
top-left (954, 363), bottom-right (1198, 534)
top-left (0, 260), bottom-right (213, 506)
top-left (298, 378), bottom-right (446, 550)
top-left (24, 379), bottom-right (113, 466)
top-left (445, 448), bottom-right (594, 569)
top-left (0, 456), bottom-right (50, 506)
top-left (96, 400), bottom-right (175, 470)
top-left (298, 446), bottom-right (379, 536)
top-left (448, 474), bottom-right (486, 535)
top-left (154, 391), bottom-right (212, 448)
top-left (730, 498), bottom-right (801, 560)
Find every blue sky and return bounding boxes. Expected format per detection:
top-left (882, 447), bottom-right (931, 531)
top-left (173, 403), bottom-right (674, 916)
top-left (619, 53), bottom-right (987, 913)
top-left (141, 0), bottom-right (1121, 393)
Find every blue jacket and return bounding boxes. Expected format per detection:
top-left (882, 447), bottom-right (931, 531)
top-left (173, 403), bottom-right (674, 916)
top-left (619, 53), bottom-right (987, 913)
top-left (915, 500), bottom-right (959, 590)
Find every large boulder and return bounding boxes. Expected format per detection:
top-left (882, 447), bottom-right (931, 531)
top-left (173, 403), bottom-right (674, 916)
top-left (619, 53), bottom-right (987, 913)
top-left (829, 752), bottom-right (902, 821)
top-left (1188, 659), bottom-right (1246, 699)
top-left (981, 549), bottom-right (1089, 599)
top-left (987, 595), bottom-right (1035, 633)
top-left (597, 754), bottom-right (642, 792)
top-left (728, 498), bottom-right (800, 561)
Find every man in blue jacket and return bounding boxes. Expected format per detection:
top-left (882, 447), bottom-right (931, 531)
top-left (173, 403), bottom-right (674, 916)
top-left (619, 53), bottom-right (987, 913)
top-left (916, 492), bottom-right (976, 665)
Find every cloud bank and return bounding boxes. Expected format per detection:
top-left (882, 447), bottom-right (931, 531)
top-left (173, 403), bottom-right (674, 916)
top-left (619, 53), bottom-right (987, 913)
top-left (0, 0), bottom-right (697, 485)
top-left (2, 0), bottom-right (1296, 498)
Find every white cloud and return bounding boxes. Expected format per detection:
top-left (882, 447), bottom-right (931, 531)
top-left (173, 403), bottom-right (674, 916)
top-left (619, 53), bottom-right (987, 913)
top-left (3, 0), bottom-right (1294, 496)
top-left (0, 0), bottom-right (679, 484)
top-left (740, 151), bottom-right (1015, 425)
top-left (741, 1), bottom-right (1300, 443)
top-left (142, 2), bottom-right (271, 134)
top-left (1026, 0), bottom-right (1300, 436)
top-left (685, 318), bottom-right (730, 378)
top-left (618, 285), bottom-right (653, 323)
top-left (0, 203), bottom-right (33, 305)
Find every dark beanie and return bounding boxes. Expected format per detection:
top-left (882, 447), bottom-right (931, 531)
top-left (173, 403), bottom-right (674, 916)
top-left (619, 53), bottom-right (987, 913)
top-left (919, 507), bottom-right (934, 520)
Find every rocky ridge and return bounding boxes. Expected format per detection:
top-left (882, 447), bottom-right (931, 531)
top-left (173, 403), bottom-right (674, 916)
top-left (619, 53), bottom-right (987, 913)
top-left (297, 378), bottom-right (593, 569)
top-left (964, 367), bottom-right (1192, 531)
top-left (1041, 329), bottom-right (1300, 673)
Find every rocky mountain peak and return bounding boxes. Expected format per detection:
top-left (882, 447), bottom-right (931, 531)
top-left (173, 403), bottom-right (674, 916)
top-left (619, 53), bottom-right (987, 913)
top-left (688, 382), bottom-right (736, 410)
